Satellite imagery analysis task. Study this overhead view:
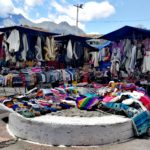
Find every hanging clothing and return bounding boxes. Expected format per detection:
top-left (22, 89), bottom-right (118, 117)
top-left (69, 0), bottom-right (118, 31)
top-left (74, 42), bottom-right (84, 59)
top-left (90, 52), bottom-right (99, 67)
top-left (66, 40), bottom-right (73, 59)
top-left (6, 29), bottom-right (20, 53)
top-left (142, 38), bottom-right (150, 72)
top-left (2, 34), bottom-right (11, 61)
top-left (73, 42), bottom-right (78, 60)
top-left (110, 43), bottom-right (121, 77)
top-left (50, 37), bottom-right (56, 60)
top-left (124, 40), bottom-right (132, 74)
top-left (122, 39), bottom-right (131, 65)
top-left (142, 51), bottom-right (150, 73)
top-left (129, 45), bottom-right (137, 72)
top-left (44, 37), bottom-right (51, 61)
top-left (21, 34), bottom-right (29, 61)
top-left (35, 36), bottom-right (43, 61)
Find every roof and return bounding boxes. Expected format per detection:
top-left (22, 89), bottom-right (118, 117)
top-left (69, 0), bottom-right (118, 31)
top-left (0, 26), bottom-right (59, 36)
top-left (99, 25), bottom-right (150, 41)
top-left (54, 34), bottom-right (91, 42)
top-left (97, 41), bottom-right (112, 50)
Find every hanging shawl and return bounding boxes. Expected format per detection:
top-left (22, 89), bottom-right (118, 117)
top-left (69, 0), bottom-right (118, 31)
top-left (66, 40), bottom-right (73, 59)
top-left (21, 34), bottom-right (29, 61)
top-left (44, 37), bottom-right (51, 61)
top-left (44, 37), bottom-right (56, 61)
top-left (6, 29), bottom-right (20, 53)
top-left (73, 42), bottom-right (78, 60)
top-left (50, 37), bottom-right (56, 60)
top-left (35, 36), bottom-right (43, 61)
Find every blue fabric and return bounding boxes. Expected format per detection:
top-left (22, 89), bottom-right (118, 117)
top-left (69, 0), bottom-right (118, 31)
top-left (132, 111), bottom-right (150, 136)
top-left (103, 102), bottom-right (140, 118)
top-left (99, 61), bottom-right (111, 71)
top-left (97, 41), bottom-right (111, 50)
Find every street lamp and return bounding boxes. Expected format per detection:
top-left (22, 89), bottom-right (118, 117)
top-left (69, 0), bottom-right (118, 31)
top-left (74, 4), bottom-right (83, 28)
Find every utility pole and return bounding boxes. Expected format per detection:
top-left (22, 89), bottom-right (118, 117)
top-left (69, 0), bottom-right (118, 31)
top-left (74, 4), bottom-right (83, 28)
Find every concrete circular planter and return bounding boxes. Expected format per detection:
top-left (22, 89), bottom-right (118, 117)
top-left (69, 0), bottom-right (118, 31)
top-left (8, 113), bottom-right (134, 146)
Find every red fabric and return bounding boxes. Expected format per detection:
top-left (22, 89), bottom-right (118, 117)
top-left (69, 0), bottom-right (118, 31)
top-left (139, 95), bottom-right (150, 110)
top-left (46, 61), bottom-right (64, 69)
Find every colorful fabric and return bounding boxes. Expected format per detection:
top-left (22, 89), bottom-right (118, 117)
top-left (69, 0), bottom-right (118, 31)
top-left (103, 102), bottom-right (140, 118)
top-left (76, 96), bottom-right (100, 110)
top-left (132, 111), bottom-right (150, 136)
top-left (139, 95), bottom-right (150, 110)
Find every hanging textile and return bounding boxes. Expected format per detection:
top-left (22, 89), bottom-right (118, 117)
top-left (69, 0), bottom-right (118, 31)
top-left (142, 38), bottom-right (150, 73)
top-left (129, 43), bottom-right (137, 72)
top-left (73, 42), bottom-right (78, 60)
top-left (2, 34), bottom-right (11, 61)
top-left (21, 34), bottom-right (29, 61)
top-left (50, 37), bottom-right (56, 60)
top-left (66, 40), bottom-right (73, 59)
top-left (6, 29), bottom-right (20, 53)
top-left (35, 36), bottom-right (43, 61)
top-left (44, 37), bottom-right (56, 61)
top-left (44, 37), bottom-right (51, 61)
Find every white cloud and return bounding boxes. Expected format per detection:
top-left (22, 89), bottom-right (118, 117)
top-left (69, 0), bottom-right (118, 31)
top-left (80, 1), bottom-right (115, 21)
top-left (48, 0), bottom-right (115, 30)
top-left (24, 0), bottom-right (45, 7)
top-left (32, 17), bottom-right (50, 23)
top-left (0, 0), bottom-right (14, 17)
top-left (14, 7), bottom-right (29, 18)
top-left (0, 0), bottom-right (30, 20)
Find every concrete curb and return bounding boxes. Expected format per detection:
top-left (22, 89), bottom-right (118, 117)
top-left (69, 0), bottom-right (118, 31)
top-left (8, 113), bottom-right (134, 146)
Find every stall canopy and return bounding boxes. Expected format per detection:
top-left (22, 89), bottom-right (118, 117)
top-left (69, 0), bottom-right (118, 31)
top-left (0, 25), bottom-right (59, 36)
top-left (99, 25), bottom-right (150, 41)
top-left (54, 34), bottom-right (91, 42)
top-left (55, 34), bottom-right (98, 51)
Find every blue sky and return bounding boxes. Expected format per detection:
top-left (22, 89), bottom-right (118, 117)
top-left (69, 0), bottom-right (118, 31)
top-left (0, 0), bottom-right (150, 34)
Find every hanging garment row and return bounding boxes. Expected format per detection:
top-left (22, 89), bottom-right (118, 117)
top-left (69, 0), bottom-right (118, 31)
top-left (0, 29), bottom-right (57, 62)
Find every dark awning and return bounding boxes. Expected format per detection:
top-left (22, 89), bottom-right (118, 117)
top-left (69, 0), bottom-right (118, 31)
top-left (54, 34), bottom-right (91, 42)
top-left (99, 25), bottom-right (150, 41)
top-left (0, 25), bottom-right (59, 36)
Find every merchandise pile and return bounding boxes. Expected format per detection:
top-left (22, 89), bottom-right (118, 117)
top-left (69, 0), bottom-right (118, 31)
top-left (0, 82), bottom-right (150, 136)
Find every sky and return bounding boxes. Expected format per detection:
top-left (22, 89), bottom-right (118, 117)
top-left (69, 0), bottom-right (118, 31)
top-left (0, 0), bottom-right (150, 34)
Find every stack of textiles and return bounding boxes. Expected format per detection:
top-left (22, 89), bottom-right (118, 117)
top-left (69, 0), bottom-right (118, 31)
top-left (1, 82), bottom-right (150, 137)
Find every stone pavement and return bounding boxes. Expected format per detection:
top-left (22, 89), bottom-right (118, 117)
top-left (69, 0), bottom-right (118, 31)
top-left (0, 110), bottom-right (17, 149)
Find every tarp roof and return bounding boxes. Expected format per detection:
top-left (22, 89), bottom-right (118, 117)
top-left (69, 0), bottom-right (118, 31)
top-left (99, 25), bottom-right (150, 41)
top-left (97, 41), bottom-right (111, 50)
top-left (54, 34), bottom-right (91, 42)
top-left (0, 26), bottom-right (59, 36)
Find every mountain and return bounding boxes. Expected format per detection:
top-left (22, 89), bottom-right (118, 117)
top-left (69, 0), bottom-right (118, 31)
top-left (0, 14), bottom-right (85, 35)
